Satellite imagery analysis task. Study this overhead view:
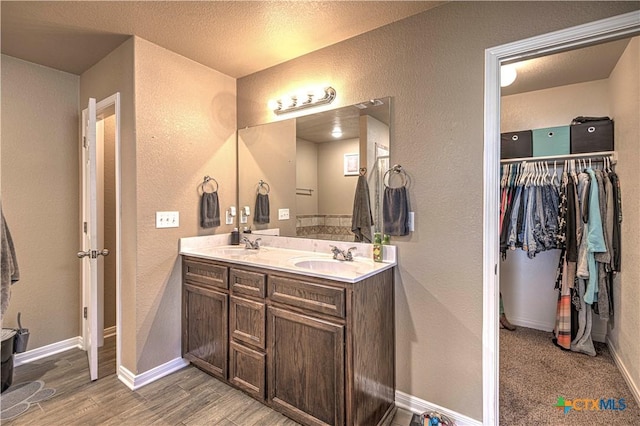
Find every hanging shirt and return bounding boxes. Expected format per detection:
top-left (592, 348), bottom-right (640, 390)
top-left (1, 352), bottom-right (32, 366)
top-left (583, 168), bottom-right (607, 305)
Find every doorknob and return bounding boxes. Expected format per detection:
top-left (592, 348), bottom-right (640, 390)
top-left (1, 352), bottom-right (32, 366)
top-left (77, 249), bottom-right (110, 259)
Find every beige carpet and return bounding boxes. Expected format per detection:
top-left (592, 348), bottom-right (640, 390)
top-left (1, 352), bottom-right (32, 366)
top-left (500, 326), bottom-right (640, 425)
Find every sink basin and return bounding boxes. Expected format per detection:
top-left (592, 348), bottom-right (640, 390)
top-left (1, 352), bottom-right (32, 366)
top-left (293, 259), bottom-right (359, 274)
top-left (212, 246), bottom-right (258, 255)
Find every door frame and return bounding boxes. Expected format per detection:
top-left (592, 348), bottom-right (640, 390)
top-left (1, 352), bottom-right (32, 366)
top-left (81, 92), bottom-right (122, 376)
top-left (482, 11), bottom-right (640, 425)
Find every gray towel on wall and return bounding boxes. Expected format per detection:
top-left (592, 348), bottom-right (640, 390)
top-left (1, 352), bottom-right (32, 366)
top-left (200, 192), bottom-right (220, 228)
top-left (1, 210), bottom-right (20, 321)
top-left (351, 175), bottom-right (373, 243)
top-left (383, 186), bottom-right (409, 236)
top-left (255, 193), bottom-right (270, 224)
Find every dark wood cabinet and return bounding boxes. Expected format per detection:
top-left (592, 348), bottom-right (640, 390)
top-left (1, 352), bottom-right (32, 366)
top-left (230, 295), bottom-right (266, 349)
top-left (229, 341), bottom-right (266, 400)
top-left (182, 283), bottom-right (228, 379)
top-left (268, 306), bottom-right (345, 426)
top-left (182, 256), bottom-right (395, 426)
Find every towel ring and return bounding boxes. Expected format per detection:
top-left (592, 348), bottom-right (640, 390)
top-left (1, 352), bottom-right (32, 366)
top-left (383, 164), bottom-right (407, 188)
top-left (201, 176), bottom-right (218, 194)
top-left (257, 179), bottom-right (270, 195)
top-left (359, 167), bottom-right (367, 176)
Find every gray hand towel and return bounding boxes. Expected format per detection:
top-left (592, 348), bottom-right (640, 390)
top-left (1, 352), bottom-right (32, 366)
top-left (383, 186), bottom-right (409, 236)
top-left (351, 175), bottom-right (373, 242)
top-left (200, 192), bottom-right (220, 228)
top-left (255, 193), bottom-right (270, 224)
top-left (1, 210), bottom-right (20, 320)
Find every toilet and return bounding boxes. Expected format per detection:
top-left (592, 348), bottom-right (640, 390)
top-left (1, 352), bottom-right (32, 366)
top-left (1, 328), bottom-right (17, 393)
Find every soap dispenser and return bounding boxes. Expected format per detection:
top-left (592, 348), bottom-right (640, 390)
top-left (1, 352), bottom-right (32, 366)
top-left (373, 233), bottom-right (383, 262)
top-left (231, 228), bottom-right (240, 245)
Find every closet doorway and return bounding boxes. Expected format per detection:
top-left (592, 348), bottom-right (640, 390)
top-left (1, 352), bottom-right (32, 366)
top-left (483, 12), bottom-right (640, 425)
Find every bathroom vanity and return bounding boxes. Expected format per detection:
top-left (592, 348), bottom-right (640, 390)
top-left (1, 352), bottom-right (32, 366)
top-left (180, 236), bottom-right (396, 426)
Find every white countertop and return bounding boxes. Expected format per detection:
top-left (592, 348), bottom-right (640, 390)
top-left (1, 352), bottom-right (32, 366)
top-left (179, 234), bottom-right (396, 283)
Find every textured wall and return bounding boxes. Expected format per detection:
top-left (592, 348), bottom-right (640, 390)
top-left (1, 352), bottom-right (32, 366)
top-left (237, 2), bottom-right (640, 420)
top-left (608, 36), bottom-right (640, 398)
top-left (80, 38), bottom-right (137, 371)
top-left (238, 120), bottom-right (297, 235)
top-left (133, 37), bottom-right (237, 372)
top-left (296, 138), bottom-right (319, 216)
top-left (318, 138), bottom-right (359, 215)
top-left (1, 55), bottom-right (80, 347)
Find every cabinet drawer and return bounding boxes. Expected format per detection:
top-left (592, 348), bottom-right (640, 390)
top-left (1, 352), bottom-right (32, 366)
top-left (269, 276), bottom-right (345, 318)
top-left (230, 268), bottom-right (266, 299)
top-left (230, 296), bottom-right (266, 349)
top-left (183, 258), bottom-right (228, 290)
top-left (229, 341), bottom-right (265, 401)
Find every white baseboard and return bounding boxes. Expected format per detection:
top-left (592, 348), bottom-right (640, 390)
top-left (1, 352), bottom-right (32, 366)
top-left (510, 317), bottom-right (607, 343)
top-left (510, 316), bottom-right (554, 332)
top-left (13, 336), bottom-right (82, 367)
top-left (395, 390), bottom-right (482, 426)
top-left (607, 338), bottom-right (640, 406)
top-left (118, 357), bottom-right (189, 391)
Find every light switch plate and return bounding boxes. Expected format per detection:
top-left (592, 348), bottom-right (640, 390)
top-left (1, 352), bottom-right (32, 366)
top-left (408, 211), bottom-right (415, 232)
top-left (156, 211), bottom-right (179, 228)
top-left (278, 208), bottom-right (290, 220)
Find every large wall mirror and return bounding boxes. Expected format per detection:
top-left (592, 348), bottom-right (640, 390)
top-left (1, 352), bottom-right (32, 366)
top-left (238, 97), bottom-right (391, 240)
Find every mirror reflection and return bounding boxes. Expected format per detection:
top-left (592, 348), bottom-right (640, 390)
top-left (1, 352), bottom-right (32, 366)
top-left (238, 97), bottom-right (390, 241)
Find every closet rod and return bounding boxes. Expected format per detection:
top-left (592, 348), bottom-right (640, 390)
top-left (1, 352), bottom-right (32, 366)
top-left (500, 150), bottom-right (617, 165)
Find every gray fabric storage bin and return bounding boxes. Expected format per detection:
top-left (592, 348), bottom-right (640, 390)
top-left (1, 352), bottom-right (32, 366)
top-left (570, 119), bottom-right (614, 153)
top-left (501, 130), bottom-right (532, 159)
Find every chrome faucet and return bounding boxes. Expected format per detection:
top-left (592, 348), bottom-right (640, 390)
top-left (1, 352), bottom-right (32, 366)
top-left (242, 236), bottom-right (261, 250)
top-left (330, 245), bottom-right (357, 261)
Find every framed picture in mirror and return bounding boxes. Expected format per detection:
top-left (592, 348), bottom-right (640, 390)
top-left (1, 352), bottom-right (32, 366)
top-left (344, 153), bottom-right (359, 176)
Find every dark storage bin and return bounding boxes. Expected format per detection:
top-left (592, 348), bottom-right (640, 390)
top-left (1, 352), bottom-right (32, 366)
top-left (570, 118), bottom-right (614, 153)
top-left (1, 329), bottom-right (16, 393)
top-left (501, 130), bottom-right (533, 159)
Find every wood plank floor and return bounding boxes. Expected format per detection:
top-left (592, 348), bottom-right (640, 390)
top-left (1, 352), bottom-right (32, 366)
top-left (4, 336), bottom-right (414, 425)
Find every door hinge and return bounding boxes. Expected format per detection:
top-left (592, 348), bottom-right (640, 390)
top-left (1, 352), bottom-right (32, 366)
top-left (495, 264), bottom-right (498, 275)
top-left (83, 307), bottom-right (88, 319)
top-left (83, 222), bottom-right (87, 233)
top-left (83, 136), bottom-right (87, 148)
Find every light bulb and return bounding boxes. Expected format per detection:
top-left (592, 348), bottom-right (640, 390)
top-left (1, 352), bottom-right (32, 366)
top-left (501, 64), bottom-right (517, 87)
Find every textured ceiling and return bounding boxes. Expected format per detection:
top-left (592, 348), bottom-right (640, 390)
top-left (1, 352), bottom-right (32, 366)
top-left (501, 38), bottom-right (631, 96)
top-left (0, 1), bottom-right (443, 77)
top-left (1, 1), bottom-right (632, 96)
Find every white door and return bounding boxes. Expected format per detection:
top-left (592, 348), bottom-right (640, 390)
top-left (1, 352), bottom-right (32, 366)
top-left (78, 97), bottom-right (107, 381)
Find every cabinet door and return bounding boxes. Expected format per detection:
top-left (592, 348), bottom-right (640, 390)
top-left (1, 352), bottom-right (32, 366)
top-left (183, 283), bottom-right (228, 379)
top-left (229, 341), bottom-right (265, 400)
top-left (268, 307), bottom-right (345, 426)
top-left (230, 296), bottom-right (266, 349)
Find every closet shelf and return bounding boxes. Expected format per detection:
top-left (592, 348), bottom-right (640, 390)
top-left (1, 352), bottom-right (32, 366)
top-left (500, 150), bottom-right (617, 165)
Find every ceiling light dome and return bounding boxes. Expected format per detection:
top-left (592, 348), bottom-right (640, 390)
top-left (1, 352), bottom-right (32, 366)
top-left (501, 64), bottom-right (517, 87)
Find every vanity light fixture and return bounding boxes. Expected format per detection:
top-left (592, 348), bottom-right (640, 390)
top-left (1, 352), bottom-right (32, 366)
top-left (500, 64), bottom-right (517, 87)
top-left (331, 127), bottom-right (343, 138)
top-left (271, 86), bottom-right (337, 115)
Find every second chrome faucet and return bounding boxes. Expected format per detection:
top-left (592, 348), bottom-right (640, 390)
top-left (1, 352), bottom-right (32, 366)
top-left (330, 245), bottom-right (357, 261)
top-left (242, 236), bottom-right (261, 250)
